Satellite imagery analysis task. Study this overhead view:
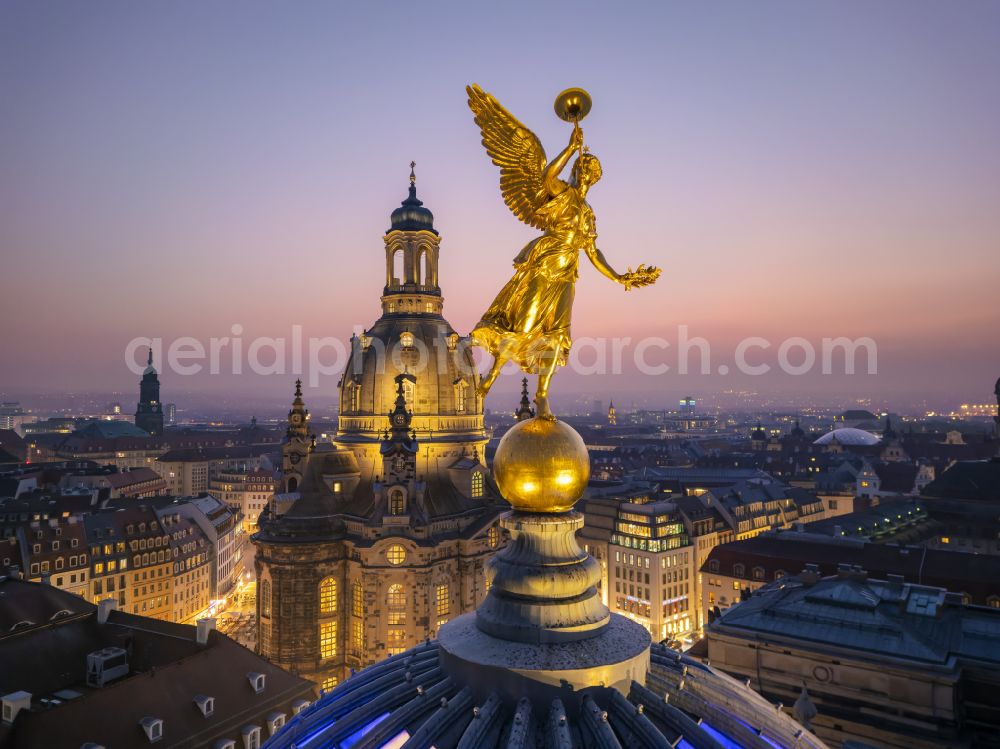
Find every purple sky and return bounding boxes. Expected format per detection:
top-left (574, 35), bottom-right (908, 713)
top-left (1, 1), bottom-right (999, 410)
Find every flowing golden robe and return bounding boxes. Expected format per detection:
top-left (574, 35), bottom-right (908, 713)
top-left (472, 186), bottom-right (594, 372)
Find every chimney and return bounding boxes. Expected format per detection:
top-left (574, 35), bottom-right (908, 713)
top-left (97, 598), bottom-right (117, 624)
top-left (799, 564), bottom-right (820, 586)
top-left (196, 618), bottom-right (216, 645)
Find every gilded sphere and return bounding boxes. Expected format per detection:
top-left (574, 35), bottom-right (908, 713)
top-left (493, 418), bottom-right (590, 512)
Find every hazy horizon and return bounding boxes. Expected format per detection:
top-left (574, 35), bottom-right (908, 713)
top-left (2, 1), bottom-right (999, 409)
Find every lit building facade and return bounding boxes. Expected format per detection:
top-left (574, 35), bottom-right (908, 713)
top-left (210, 467), bottom-right (276, 535)
top-left (607, 499), bottom-right (695, 642)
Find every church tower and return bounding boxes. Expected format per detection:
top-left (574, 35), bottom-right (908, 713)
top-left (134, 347), bottom-right (164, 436)
top-left (608, 400), bottom-right (617, 426)
top-left (514, 377), bottom-right (535, 422)
top-left (282, 379), bottom-right (311, 493)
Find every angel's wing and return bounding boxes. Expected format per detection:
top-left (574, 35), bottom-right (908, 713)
top-left (467, 84), bottom-right (549, 230)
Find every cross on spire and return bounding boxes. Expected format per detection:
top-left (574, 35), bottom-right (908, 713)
top-left (409, 160), bottom-right (416, 184)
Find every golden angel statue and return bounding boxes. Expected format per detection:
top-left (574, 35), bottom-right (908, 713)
top-left (467, 84), bottom-right (661, 420)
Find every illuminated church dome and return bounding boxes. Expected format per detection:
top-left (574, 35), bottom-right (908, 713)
top-left (337, 164), bottom-right (484, 477)
top-left (813, 427), bottom-right (880, 446)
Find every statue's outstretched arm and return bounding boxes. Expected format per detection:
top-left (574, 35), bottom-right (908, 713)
top-left (586, 246), bottom-right (662, 290)
top-left (585, 245), bottom-right (623, 284)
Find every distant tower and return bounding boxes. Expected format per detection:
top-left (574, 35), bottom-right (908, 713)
top-left (994, 377), bottom-right (1000, 437)
top-left (282, 379), bottom-right (311, 493)
top-left (134, 347), bottom-right (164, 436)
top-left (882, 414), bottom-right (898, 441)
top-left (790, 418), bottom-right (805, 440)
top-left (750, 420), bottom-right (766, 450)
top-left (608, 400), bottom-right (617, 426)
top-left (515, 378), bottom-right (535, 422)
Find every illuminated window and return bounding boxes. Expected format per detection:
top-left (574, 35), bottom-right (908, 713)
top-left (471, 472), bottom-right (484, 498)
top-left (487, 525), bottom-right (500, 548)
top-left (349, 384), bottom-right (361, 413)
top-left (400, 331), bottom-right (414, 348)
top-left (321, 676), bottom-right (338, 692)
top-left (425, 303), bottom-right (433, 313)
top-left (387, 302), bottom-right (396, 313)
top-left (435, 583), bottom-right (449, 617)
top-left (387, 583), bottom-right (406, 610)
top-left (261, 579), bottom-right (271, 618)
top-left (940, 536), bottom-right (950, 544)
top-left (350, 618), bottom-right (364, 655)
top-left (386, 545), bottom-right (406, 566)
top-left (319, 577), bottom-right (337, 614)
top-left (319, 620), bottom-right (337, 658)
top-left (389, 489), bottom-right (405, 516)
top-left (259, 622), bottom-right (270, 654)
top-left (387, 628), bottom-right (407, 656)
top-left (402, 379), bottom-right (414, 408)
top-left (351, 580), bottom-right (363, 617)
top-left (454, 381), bottom-right (467, 412)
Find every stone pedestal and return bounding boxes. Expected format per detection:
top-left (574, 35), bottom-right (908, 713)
top-left (476, 511), bottom-right (608, 643)
top-left (438, 612), bottom-right (650, 716)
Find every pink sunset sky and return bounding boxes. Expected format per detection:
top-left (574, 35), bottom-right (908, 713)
top-left (1, 1), bottom-right (998, 410)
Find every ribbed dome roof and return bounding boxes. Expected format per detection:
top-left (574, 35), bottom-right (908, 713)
top-left (813, 427), bottom-right (880, 446)
top-left (267, 642), bottom-right (824, 748)
top-left (389, 181), bottom-right (437, 235)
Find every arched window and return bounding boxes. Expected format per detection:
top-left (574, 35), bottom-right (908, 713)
top-left (388, 584), bottom-right (405, 610)
top-left (392, 249), bottom-right (404, 287)
top-left (261, 579), bottom-right (271, 618)
top-left (419, 248), bottom-right (430, 286)
top-left (351, 580), bottom-right (363, 617)
top-left (471, 472), bottom-right (484, 498)
top-left (733, 563), bottom-right (745, 578)
top-left (319, 577), bottom-right (337, 614)
top-left (402, 379), bottom-right (414, 408)
top-left (752, 566), bottom-right (765, 581)
top-left (389, 489), bottom-right (405, 516)
top-left (288, 477), bottom-right (298, 492)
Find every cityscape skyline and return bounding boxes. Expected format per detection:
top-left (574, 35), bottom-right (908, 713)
top-left (2, 1), bottom-right (999, 403)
